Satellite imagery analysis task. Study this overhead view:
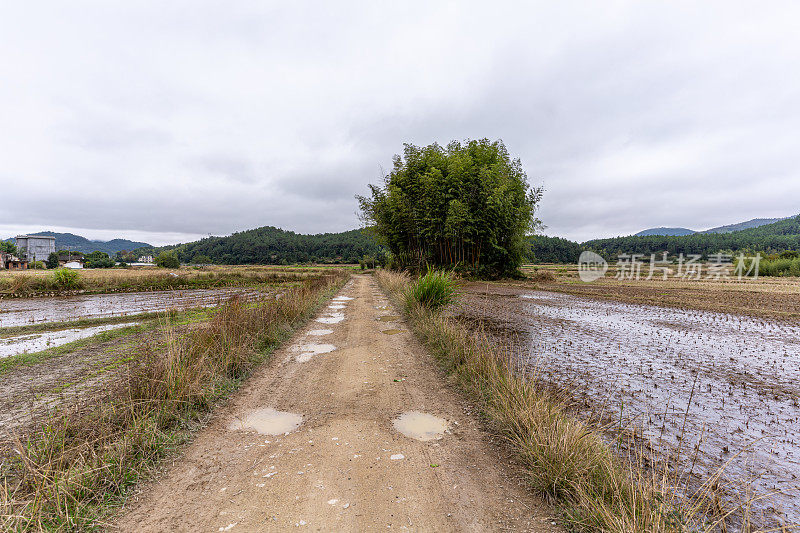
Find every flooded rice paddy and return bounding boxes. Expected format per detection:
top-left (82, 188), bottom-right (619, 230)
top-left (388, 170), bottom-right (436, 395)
top-left (0, 287), bottom-right (266, 327)
top-left (510, 291), bottom-right (800, 525)
top-left (0, 322), bottom-right (137, 359)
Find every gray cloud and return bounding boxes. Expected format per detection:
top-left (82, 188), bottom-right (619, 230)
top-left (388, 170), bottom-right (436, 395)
top-left (1, 1), bottom-right (798, 245)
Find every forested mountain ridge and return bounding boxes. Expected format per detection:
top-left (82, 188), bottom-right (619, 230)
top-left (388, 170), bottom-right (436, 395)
top-left (635, 227), bottom-right (695, 236)
top-left (700, 217), bottom-right (786, 234)
top-left (584, 215), bottom-right (800, 258)
top-left (137, 226), bottom-right (381, 264)
top-left (3, 231), bottom-right (150, 255)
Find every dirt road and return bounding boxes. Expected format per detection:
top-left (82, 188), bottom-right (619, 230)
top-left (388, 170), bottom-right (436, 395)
top-left (115, 275), bottom-right (557, 532)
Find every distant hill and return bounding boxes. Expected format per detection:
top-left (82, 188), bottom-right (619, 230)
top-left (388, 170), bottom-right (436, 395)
top-left (635, 227), bottom-right (695, 237)
top-left (5, 232), bottom-right (151, 255)
top-left (584, 215), bottom-right (800, 257)
top-left (701, 217), bottom-right (786, 234)
top-left (138, 226), bottom-right (381, 265)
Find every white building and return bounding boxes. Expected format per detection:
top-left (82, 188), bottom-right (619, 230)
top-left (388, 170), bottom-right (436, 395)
top-left (15, 235), bottom-right (56, 262)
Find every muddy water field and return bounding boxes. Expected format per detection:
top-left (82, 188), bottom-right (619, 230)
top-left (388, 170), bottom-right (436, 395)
top-left (0, 287), bottom-right (269, 327)
top-left (454, 282), bottom-right (800, 527)
top-left (0, 286), bottom-right (282, 445)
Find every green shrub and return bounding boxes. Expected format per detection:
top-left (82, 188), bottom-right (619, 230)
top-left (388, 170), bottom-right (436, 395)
top-left (29, 261), bottom-right (46, 270)
top-left (408, 270), bottom-right (457, 311)
top-left (46, 252), bottom-right (60, 269)
top-left (84, 257), bottom-right (116, 268)
top-left (52, 268), bottom-right (81, 289)
top-left (155, 251), bottom-right (180, 268)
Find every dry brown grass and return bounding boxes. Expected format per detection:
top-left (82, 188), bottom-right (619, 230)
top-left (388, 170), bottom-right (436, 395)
top-left (0, 270), bottom-right (348, 531)
top-left (377, 269), bottom-right (769, 532)
top-left (0, 265), bottom-right (318, 298)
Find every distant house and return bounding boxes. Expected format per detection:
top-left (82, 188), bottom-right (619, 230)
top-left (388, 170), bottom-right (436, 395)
top-left (15, 235), bottom-right (56, 262)
top-left (1, 252), bottom-right (28, 270)
top-left (58, 251), bottom-right (84, 267)
top-left (138, 255), bottom-right (154, 264)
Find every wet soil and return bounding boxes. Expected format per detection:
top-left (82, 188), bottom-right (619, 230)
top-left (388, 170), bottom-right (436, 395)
top-left (0, 322), bottom-right (138, 359)
top-left (0, 325), bottom-right (175, 444)
top-left (454, 282), bottom-right (800, 527)
top-left (0, 287), bottom-right (270, 327)
top-left (113, 275), bottom-right (559, 532)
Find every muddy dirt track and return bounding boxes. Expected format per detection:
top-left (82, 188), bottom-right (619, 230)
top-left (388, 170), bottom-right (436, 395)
top-left (114, 275), bottom-right (557, 532)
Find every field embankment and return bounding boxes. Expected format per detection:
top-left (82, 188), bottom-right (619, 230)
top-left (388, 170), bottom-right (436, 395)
top-left (0, 265), bottom-right (322, 299)
top-left (0, 269), bottom-right (348, 530)
top-left (376, 270), bottom-right (763, 532)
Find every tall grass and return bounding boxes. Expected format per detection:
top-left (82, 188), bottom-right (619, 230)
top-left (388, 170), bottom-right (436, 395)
top-left (758, 257), bottom-right (800, 277)
top-left (376, 270), bottom-right (757, 532)
top-left (0, 271), bottom-right (348, 530)
top-left (407, 270), bottom-right (458, 310)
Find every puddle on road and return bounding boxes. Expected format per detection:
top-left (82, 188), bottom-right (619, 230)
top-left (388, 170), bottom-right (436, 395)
top-left (328, 304), bottom-right (346, 310)
top-left (316, 313), bottom-right (345, 324)
top-left (381, 329), bottom-right (402, 335)
top-left (293, 343), bottom-right (336, 363)
top-left (332, 296), bottom-right (354, 301)
top-left (377, 315), bottom-right (400, 322)
top-left (393, 411), bottom-right (449, 441)
top-left (307, 329), bottom-right (333, 336)
top-left (0, 322), bottom-right (139, 359)
top-left (230, 408), bottom-right (303, 435)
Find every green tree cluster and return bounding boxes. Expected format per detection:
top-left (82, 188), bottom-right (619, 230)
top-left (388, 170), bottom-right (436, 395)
top-left (84, 251), bottom-right (116, 269)
top-left (358, 139), bottom-right (542, 277)
top-left (47, 252), bottom-right (60, 269)
top-left (526, 235), bottom-right (584, 263)
top-left (155, 251), bottom-right (180, 268)
top-left (0, 241), bottom-right (18, 255)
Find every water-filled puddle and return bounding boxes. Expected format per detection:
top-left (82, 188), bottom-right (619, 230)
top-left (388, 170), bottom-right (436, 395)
top-left (316, 313), bottom-right (344, 324)
top-left (328, 304), bottom-right (346, 310)
top-left (293, 343), bottom-right (336, 362)
top-left (377, 315), bottom-right (400, 322)
top-left (229, 408), bottom-right (302, 435)
top-left (332, 296), bottom-right (354, 301)
top-left (381, 329), bottom-right (402, 335)
top-left (393, 411), bottom-right (448, 441)
top-left (307, 329), bottom-right (333, 336)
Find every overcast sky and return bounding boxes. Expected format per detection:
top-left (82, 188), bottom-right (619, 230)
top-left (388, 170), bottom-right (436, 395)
top-left (2, 1), bottom-right (798, 245)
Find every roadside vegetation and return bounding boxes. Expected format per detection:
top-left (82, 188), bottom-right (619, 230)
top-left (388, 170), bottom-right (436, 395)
top-left (0, 270), bottom-right (348, 530)
top-left (378, 269), bottom-right (756, 532)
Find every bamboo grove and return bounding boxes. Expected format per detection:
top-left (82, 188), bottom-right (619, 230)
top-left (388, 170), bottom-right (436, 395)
top-left (357, 139), bottom-right (542, 277)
